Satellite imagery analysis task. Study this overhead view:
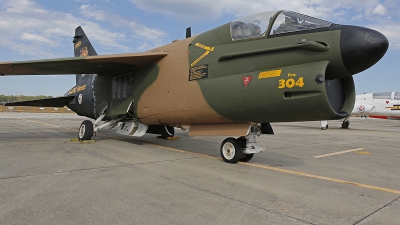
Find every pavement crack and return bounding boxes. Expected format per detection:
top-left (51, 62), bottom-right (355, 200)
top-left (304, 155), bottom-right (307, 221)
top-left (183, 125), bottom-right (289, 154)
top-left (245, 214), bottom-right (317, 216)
top-left (353, 196), bottom-right (400, 225)
top-left (137, 168), bottom-right (316, 225)
top-left (0, 156), bottom-right (201, 181)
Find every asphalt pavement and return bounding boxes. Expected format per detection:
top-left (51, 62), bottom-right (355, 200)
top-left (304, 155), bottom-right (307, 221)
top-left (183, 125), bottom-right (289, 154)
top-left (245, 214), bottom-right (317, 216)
top-left (0, 113), bottom-right (399, 225)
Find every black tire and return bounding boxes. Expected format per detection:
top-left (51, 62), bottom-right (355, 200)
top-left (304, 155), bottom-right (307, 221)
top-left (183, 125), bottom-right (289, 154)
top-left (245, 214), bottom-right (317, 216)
top-left (240, 153), bottom-right (254, 162)
top-left (321, 124), bottom-right (328, 130)
top-left (236, 136), bottom-right (247, 148)
top-left (78, 120), bottom-right (94, 141)
top-left (220, 138), bottom-right (242, 164)
top-left (341, 121), bottom-right (350, 129)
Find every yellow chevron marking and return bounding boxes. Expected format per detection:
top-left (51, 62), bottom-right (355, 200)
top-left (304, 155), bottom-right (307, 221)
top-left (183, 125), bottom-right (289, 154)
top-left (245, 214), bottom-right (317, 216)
top-left (190, 43), bottom-right (214, 67)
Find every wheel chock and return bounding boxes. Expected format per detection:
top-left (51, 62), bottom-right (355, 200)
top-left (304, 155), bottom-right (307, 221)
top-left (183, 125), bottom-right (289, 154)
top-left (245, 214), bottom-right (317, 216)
top-left (156, 136), bottom-right (179, 140)
top-left (70, 138), bottom-right (95, 144)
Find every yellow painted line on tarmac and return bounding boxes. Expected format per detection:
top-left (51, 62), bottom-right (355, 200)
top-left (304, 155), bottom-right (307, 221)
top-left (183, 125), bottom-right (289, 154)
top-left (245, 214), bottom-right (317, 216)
top-left (141, 142), bottom-right (220, 160)
top-left (20, 118), bottom-right (60, 128)
top-left (93, 132), bottom-right (220, 160)
top-left (19, 118), bottom-right (400, 195)
top-left (20, 118), bottom-right (78, 132)
top-left (239, 162), bottom-right (400, 195)
top-left (355, 150), bottom-right (371, 155)
top-left (48, 125), bottom-right (218, 159)
top-left (313, 148), bottom-right (365, 158)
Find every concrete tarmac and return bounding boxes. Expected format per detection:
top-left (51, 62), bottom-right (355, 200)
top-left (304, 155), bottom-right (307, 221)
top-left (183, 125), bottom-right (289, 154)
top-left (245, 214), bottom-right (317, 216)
top-left (0, 113), bottom-right (399, 225)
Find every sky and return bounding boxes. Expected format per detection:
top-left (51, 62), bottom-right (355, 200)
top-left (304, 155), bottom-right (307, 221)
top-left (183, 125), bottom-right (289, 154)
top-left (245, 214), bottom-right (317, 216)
top-left (0, 0), bottom-right (399, 96)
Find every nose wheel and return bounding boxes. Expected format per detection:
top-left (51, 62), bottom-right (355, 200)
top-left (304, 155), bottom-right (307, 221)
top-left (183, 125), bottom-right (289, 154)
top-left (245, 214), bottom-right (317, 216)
top-left (220, 125), bottom-right (268, 163)
top-left (240, 153), bottom-right (254, 162)
top-left (220, 138), bottom-right (243, 163)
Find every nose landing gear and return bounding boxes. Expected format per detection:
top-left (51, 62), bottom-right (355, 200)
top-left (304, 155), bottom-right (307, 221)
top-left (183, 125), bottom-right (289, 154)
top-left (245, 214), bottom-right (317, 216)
top-left (341, 119), bottom-right (350, 129)
top-left (220, 125), bottom-right (267, 163)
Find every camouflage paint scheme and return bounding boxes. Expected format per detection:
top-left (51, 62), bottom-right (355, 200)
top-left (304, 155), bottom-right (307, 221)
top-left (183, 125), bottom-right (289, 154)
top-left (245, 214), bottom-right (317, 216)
top-left (0, 10), bottom-right (388, 137)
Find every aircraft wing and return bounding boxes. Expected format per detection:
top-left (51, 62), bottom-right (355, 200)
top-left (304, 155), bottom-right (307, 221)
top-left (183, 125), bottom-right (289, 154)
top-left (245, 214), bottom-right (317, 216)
top-left (0, 51), bottom-right (168, 76)
top-left (5, 96), bottom-right (75, 107)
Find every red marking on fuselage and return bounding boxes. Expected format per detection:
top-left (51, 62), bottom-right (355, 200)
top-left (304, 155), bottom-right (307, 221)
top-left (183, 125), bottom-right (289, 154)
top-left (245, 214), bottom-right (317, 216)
top-left (242, 76), bottom-right (253, 87)
top-left (369, 115), bottom-right (388, 119)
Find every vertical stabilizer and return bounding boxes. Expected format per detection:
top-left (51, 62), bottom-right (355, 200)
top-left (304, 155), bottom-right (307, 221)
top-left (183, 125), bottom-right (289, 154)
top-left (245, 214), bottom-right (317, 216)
top-left (73, 26), bottom-right (97, 84)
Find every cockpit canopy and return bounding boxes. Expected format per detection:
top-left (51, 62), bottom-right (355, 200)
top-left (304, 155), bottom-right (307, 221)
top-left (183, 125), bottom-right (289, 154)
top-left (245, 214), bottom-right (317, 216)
top-left (230, 10), bottom-right (332, 41)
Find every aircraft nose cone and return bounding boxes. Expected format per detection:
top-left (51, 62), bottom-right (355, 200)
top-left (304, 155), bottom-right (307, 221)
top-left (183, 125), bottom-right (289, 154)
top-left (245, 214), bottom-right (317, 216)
top-left (340, 25), bottom-right (389, 75)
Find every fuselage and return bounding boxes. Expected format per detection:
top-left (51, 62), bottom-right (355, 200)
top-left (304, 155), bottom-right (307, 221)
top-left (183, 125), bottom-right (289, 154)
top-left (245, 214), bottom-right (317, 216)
top-left (63, 10), bottom-right (388, 128)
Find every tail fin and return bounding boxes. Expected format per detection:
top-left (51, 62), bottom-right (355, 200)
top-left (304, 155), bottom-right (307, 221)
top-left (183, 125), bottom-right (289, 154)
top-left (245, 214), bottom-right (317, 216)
top-left (73, 26), bottom-right (97, 84)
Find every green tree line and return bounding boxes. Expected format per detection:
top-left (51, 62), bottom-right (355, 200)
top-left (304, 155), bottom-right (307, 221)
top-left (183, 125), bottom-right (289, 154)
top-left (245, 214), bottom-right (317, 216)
top-left (0, 95), bottom-right (54, 104)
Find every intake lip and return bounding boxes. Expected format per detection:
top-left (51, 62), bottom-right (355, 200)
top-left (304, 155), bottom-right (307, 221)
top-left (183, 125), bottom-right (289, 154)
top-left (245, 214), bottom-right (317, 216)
top-left (340, 25), bottom-right (389, 75)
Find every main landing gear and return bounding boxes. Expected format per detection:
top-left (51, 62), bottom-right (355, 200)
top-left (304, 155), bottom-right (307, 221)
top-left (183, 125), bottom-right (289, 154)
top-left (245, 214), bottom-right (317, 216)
top-left (78, 114), bottom-right (123, 141)
top-left (220, 125), bottom-right (267, 163)
top-left (78, 120), bottom-right (94, 141)
top-left (320, 120), bottom-right (329, 130)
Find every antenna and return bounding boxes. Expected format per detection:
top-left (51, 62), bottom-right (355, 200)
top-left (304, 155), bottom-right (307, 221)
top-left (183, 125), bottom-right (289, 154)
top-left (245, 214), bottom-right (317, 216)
top-left (186, 27), bottom-right (191, 38)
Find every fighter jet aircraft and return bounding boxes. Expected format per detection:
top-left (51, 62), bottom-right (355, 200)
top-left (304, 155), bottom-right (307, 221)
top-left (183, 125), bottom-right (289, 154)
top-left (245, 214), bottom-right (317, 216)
top-left (320, 92), bottom-right (400, 129)
top-left (353, 92), bottom-right (400, 118)
top-left (0, 10), bottom-right (389, 163)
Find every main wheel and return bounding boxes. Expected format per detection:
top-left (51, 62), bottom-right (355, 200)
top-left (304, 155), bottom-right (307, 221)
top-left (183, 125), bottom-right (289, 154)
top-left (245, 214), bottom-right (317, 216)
top-left (220, 138), bottom-right (242, 164)
top-left (341, 121), bottom-right (350, 129)
top-left (78, 120), bottom-right (94, 141)
top-left (240, 153), bottom-right (254, 162)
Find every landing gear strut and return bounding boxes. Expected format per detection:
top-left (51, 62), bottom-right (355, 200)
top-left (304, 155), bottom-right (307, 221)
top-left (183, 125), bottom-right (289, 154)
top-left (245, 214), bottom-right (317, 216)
top-left (220, 125), bottom-right (267, 163)
top-left (320, 120), bottom-right (329, 130)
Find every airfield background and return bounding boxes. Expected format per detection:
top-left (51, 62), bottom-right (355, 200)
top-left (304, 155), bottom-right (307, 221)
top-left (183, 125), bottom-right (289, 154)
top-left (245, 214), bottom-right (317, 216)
top-left (0, 105), bottom-right (75, 114)
top-left (0, 95), bottom-right (75, 113)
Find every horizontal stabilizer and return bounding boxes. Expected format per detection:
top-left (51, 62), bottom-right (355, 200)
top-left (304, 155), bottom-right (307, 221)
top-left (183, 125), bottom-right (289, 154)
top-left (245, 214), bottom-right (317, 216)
top-left (5, 96), bottom-right (74, 107)
top-left (0, 51), bottom-right (168, 76)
